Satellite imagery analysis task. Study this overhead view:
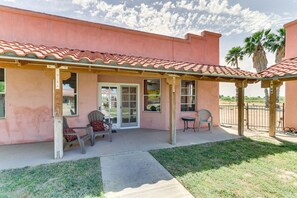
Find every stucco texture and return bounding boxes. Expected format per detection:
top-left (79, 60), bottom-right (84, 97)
top-left (284, 20), bottom-right (297, 129)
top-left (0, 6), bottom-right (220, 144)
top-left (98, 75), bottom-right (219, 131)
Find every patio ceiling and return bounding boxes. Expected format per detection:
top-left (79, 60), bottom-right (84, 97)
top-left (0, 40), bottom-right (261, 82)
top-left (260, 57), bottom-right (297, 81)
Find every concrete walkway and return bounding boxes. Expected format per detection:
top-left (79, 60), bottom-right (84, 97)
top-left (101, 151), bottom-right (193, 198)
top-left (0, 127), bottom-right (240, 170)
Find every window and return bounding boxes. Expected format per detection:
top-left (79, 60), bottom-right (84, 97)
top-left (144, 79), bottom-right (161, 111)
top-left (0, 68), bottom-right (5, 118)
top-left (181, 80), bottom-right (196, 111)
top-left (63, 73), bottom-right (78, 116)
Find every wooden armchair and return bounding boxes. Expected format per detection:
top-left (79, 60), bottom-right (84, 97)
top-left (88, 110), bottom-right (112, 145)
top-left (63, 117), bottom-right (93, 154)
top-left (198, 109), bottom-right (213, 132)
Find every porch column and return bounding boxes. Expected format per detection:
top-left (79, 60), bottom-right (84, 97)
top-left (268, 80), bottom-right (283, 137)
top-left (46, 65), bottom-right (70, 159)
top-left (166, 75), bottom-right (180, 145)
top-left (235, 80), bottom-right (247, 136)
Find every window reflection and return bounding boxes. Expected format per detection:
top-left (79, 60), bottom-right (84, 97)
top-left (181, 80), bottom-right (196, 111)
top-left (63, 73), bottom-right (77, 116)
top-left (144, 79), bottom-right (161, 111)
top-left (0, 68), bottom-right (5, 118)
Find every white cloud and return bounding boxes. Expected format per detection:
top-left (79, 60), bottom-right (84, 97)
top-left (74, 10), bottom-right (84, 14)
top-left (71, 0), bottom-right (286, 37)
top-left (72, 0), bottom-right (97, 10)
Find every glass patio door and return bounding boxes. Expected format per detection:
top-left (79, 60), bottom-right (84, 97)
top-left (120, 85), bottom-right (138, 127)
top-left (99, 86), bottom-right (118, 129)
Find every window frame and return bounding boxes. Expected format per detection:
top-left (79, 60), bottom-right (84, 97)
top-left (62, 73), bottom-right (79, 117)
top-left (180, 80), bottom-right (196, 112)
top-left (0, 68), bottom-right (6, 119)
top-left (143, 78), bottom-right (161, 112)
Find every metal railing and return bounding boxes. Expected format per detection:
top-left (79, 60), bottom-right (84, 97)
top-left (220, 103), bottom-right (284, 131)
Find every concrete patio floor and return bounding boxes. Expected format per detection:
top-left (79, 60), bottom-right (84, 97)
top-left (1, 126), bottom-right (295, 170)
top-left (0, 127), bottom-right (241, 170)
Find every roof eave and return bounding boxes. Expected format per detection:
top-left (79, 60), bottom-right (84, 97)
top-left (0, 55), bottom-right (261, 81)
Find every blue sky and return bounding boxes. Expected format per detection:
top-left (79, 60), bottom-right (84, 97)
top-left (1, 0), bottom-right (296, 96)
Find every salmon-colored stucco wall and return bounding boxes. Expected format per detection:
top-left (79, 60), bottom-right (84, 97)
top-left (284, 20), bottom-right (297, 129)
top-left (0, 6), bottom-right (221, 144)
top-left (66, 73), bottom-right (98, 128)
top-left (0, 6), bottom-right (220, 65)
top-left (0, 69), bottom-right (53, 144)
top-left (284, 20), bottom-right (297, 59)
top-left (97, 75), bottom-right (170, 130)
top-left (98, 75), bottom-right (219, 130)
top-left (0, 69), bottom-right (98, 145)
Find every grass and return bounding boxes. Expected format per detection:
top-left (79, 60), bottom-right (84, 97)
top-left (150, 137), bottom-right (297, 198)
top-left (0, 158), bottom-right (104, 198)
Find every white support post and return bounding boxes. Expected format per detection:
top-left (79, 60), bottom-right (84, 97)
top-left (45, 67), bottom-right (71, 159)
top-left (54, 68), bottom-right (63, 159)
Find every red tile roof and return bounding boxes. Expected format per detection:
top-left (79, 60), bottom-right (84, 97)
top-left (260, 57), bottom-right (297, 78)
top-left (0, 40), bottom-right (260, 79)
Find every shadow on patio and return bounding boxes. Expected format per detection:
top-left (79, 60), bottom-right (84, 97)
top-left (0, 127), bottom-right (239, 170)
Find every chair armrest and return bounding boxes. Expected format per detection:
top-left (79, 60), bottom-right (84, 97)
top-left (68, 127), bottom-right (88, 130)
top-left (63, 132), bottom-right (78, 136)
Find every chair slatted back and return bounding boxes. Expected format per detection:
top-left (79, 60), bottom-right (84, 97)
top-left (88, 110), bottom-right (105, 122)
top-left (198, 109), bottom-right (212, 122)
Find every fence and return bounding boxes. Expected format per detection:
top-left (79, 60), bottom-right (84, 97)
top-left (220, 103), bottom-right (285, 131)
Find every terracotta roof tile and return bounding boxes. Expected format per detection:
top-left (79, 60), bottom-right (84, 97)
top-left (0, 40), bottom-right (260, 79)
top-left (260, 57), bottom-right (297, 78)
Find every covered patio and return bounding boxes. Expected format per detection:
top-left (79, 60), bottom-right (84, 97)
top-left (0, 39), bottom-right (261, 159)
top-left (260, 57), bottom-right (297, 136)
top-left (0, 127), bottom-right (241, 170)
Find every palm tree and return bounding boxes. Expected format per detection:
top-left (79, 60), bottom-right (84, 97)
top-left (225, 47), bottom-right (244, 102)
top-left (266, 28), bottom-right (286, 103)
top-left (225, 46), bottom-right (244, 69)
top-left (266, 28), bottom-right (286, 63)
top-left (244, 29), bottom-right (271, 107)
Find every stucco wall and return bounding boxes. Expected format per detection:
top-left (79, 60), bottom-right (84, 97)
top-left (284, 20), bottom-right (297, 129)
top-left (98, 75), bottom-right (219, 130)
top-left (65, 73), bottom-right (98, 128)
top-left (0, 6), bottom-right (220, 65)
top-left (284, 20), bottom-right (297, 59)
top-left (0, 6), bottom-right (221, 144)
top-left (0, 69), bottom-right (53, 144)
top-left (0, 69), bottom-right (97, 144)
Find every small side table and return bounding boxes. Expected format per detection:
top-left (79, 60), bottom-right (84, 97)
top-left (182, 116), bottom-right (196, 132)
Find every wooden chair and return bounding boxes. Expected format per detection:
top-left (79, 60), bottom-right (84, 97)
top-left (63, 117), bottom-right (93, 154)
top-left (88, 110), bottom-right (112, 144)
top-left (198, 109), bottom-right (213, 132)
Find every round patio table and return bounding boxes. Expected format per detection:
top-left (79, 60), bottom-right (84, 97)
top-left (182, 116), bottom-right (196, 132)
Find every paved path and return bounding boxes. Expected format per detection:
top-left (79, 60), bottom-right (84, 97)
top-left (101, 151), bottom-right (194, 198)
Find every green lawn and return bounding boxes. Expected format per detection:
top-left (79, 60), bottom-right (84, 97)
top-left (0, 158), bottom-right (103, 198)
top-left (150, 137), bottom-right (297, 198)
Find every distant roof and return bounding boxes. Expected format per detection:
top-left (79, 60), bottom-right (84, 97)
top-left (0, 40), bottom-right (261, 79)
top-left (260, 57), bottom-right (297, 79)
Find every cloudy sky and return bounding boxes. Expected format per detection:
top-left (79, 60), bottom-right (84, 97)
top-left (1, 0), bottom-right (296, 96)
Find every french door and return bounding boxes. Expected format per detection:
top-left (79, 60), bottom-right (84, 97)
top-left (98, 83), bottom-right (139, 129)
top-left (120, 86), bottom-right (138, 127)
